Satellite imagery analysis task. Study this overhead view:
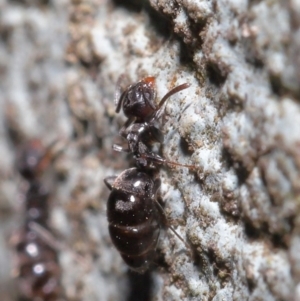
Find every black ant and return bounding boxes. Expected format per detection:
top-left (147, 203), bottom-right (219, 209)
top-left (104, 77), bottom-right (194, 273)
top-left (12, 139), bottom-right (63, 301)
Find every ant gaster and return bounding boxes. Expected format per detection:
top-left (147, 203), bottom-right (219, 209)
top-left (113, 76), bottom-right (193, 169)
top-left (13, 139), bottom-right (62, 301)
top-left (104, 77), bottom-right (194, 273)
top-left (104, 167), bottom-right (187, 273)
top-left (104, 168), bottom-right (160, 273)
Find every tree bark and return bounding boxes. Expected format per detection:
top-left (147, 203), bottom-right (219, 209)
top-left (0, 0), bottom-right (299, 300)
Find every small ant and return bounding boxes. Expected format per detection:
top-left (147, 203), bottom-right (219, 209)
top-left (12, 139), bottom-right (63, 301)
top-left (104, 77), bottom-right (194, 273)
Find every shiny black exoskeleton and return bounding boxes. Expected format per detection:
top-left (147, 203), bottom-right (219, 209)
top-left (104, 168), bottom-right (162, 273)
top-left (104, 77), bottom-right (192, 273)
top-left (14, 140), bottom-right (62, 301)
top-left (114, 76), bottom-right (191, 169)
top-left (115, 76), bottom-right (157, 121)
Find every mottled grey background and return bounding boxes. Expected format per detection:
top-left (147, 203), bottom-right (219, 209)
top-left (0, 0), bottom-right (300, 300)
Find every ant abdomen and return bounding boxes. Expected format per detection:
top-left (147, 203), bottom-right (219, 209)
top-left (105, 168), bottom-right (161, 273)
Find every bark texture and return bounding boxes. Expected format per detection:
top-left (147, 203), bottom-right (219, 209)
top-left (0, 0), bottom-right (300, 300)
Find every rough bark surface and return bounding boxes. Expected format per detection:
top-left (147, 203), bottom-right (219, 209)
top-left (0, 0), bottom-right (300, 300)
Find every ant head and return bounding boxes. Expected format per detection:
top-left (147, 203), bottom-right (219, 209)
top-left (17, 139), bottom-right (50, 180)
top-left (122, 77), bottom-right (157, 120)
top-left (16, 139), bottom-right (55, 181)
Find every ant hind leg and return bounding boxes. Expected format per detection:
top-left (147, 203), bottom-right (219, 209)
top-left (154, 199), bottom-right (191, 253)
top-left (138, 150), bottom-right (197, 170)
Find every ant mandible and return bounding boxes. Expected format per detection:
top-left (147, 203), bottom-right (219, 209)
top-left (113, 76), bottom-right (192, 169)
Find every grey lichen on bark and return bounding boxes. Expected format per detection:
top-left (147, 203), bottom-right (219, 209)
top-left (0, 0), bottom-right (300, 300)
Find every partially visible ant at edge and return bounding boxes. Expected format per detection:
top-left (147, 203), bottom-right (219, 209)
top-left (104, 76), bottom-right (196, 273)
top-left (11, 139), bottom-right (64, 301)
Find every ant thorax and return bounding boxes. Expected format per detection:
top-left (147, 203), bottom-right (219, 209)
top-left (113, 76), bottom-right (190, 170)
top-left (121, 122), bottom-right (164, 169)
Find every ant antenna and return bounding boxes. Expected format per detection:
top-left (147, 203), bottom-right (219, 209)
top-left (151, 83), bottom-right (190, 123)
top-left (159, 83), bottom-right (191, 110)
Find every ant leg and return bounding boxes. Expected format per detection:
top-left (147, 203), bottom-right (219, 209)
top-left (28, 221), bottom-right (64, 251)
top-left (147, 126), bottom-right (164, 144)
top-left (153, 178), bottom-right (161, 195)
top-left (154, 200), bottom-right (191, 252)
top-left (113, 117), bottom-right (135, 153)
top-left (114, 75), bottom-right (125, 113)
top-left (138, 151), bottom-right (196, 170)
top-left (28, 222), bottom-right (91, 272)
top-left (112, 144), bottom-right (130, 153)
top-left (153, 228), bottom-right (162, 254)
top-left (104, 176), bottom-right (117, 190)
top-left (150, 83), bottom-right (190, 123)
top-left (136, 151), bottom-right (165, 169)
top-left (164, 160), bottom-right (196, 170)
top-left (119, 116), bottom-right (135, 137)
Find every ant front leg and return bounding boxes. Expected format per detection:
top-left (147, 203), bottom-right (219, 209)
top-left (113, 117), bottom-right (136, 154)
top-left (153, 178), bottom-right (161, 195)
